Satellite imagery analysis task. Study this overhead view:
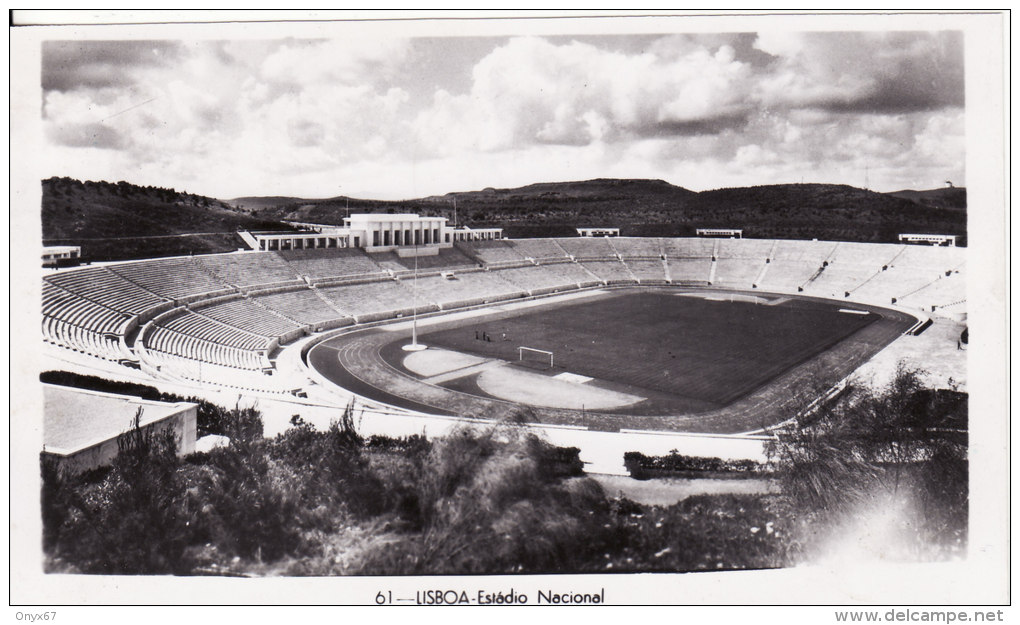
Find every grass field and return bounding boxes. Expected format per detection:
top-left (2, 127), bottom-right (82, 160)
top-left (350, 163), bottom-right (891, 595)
top-left (419, 291), bottom-right (878, 410)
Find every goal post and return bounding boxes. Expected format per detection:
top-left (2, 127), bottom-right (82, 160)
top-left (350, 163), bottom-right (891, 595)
top-left (518, 346), bottom-right (554, 368)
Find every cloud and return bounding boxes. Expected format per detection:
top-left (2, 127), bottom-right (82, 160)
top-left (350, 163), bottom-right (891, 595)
top-left (42, 40), bottom-right (183, 91)
top-left (37, 32), bottom-right (966, 198)
top-left (259, 38), bottom-right (410, 88)
top-left (413, 36), bottom-right (756, 154)
top-left (46, 122), bottom-right (126, 149)
top-left (753, 31), bottom-right (964, 113)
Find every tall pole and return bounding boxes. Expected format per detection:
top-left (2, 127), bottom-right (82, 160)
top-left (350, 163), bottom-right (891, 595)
top-left (403, 232), bottom-right (426, 351)
top-left (412, 241), bottom-right (418, 345)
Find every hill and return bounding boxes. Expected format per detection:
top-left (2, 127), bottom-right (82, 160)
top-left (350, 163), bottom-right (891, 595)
top-left (41, 177), bottom-right (968, 262)
top-left (225, 196), bottom-right (320, 212)
top-left (239, 179), bottom-right (965, 243)
top-left (888, 187), bottom-right (967, 210)
top-left (42, 177), bottom-right (296, 261)
top-left (668, 183), bottom-right (967, 243)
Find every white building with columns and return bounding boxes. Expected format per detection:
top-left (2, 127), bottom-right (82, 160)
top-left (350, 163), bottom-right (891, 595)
top-left (245, 214), bottom-right (502, 257)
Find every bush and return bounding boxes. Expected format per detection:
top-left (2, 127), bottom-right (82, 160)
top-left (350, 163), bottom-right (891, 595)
top-left (45, 409), bottom-right (195, 574)
top-left (356, 422), bottom-right (616, 575)
top-left (765, 364), bottom-right (968, 561)
top-left (41, 401), bottom-right (802, 575)
top-left (623, 451), bottom-right (765, 480)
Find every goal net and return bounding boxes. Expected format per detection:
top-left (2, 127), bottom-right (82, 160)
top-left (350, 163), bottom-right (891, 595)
top-left (518, 346), bottom-right (554, 368)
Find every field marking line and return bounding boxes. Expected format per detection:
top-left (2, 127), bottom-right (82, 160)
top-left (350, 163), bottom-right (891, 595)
top-left (420, 359), bottom-right (505, 385)
top-left (553, 371), bottom-right (593, 384)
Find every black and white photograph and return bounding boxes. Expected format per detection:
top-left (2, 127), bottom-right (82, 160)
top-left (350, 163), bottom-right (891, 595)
top-left (9, 10), bottom-right (1009, 612)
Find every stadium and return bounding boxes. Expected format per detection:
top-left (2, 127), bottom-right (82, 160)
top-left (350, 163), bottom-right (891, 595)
top-left (40, 213), bottom-right (967, 470)
top-left (18, 16), bottom-right (1007, 599)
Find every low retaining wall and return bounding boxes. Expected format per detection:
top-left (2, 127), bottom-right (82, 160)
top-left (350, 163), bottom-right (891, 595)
top-left (189, 293), bottom-right (242, 309)
top-left (175, 287), bottom-right (237, 306)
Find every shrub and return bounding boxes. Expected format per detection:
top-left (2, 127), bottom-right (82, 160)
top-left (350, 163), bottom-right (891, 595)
top-left (356, 422), bottom-right (616, 575)
top-left (765, 364), bottom-right (968, 561)
top-left (45, 409), bottom-right (195, 574)
top-left (623, 451), bottom-right (765, 480)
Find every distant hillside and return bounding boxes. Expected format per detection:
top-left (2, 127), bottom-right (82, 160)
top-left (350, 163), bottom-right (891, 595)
top-left (43, 177), bottom-right (967, 262)
top-left (225, 196), bottom-right (320, 212)
top-left (665, 184), bottom-right (967, 243)
top-left (888, 187), bottom-right (967, 210)
top-left (425, 178), bottom-right (696, 203)
top-left (42, 177), bottom-right (295, 261)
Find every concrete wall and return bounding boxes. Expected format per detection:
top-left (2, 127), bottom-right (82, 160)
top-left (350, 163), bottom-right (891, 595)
top-left (44, 404), bottom-right (197, 475)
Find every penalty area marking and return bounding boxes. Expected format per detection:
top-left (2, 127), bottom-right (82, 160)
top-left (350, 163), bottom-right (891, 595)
top-left (476, 365), bottom-right (644, 410)
top-left (553, 372), bottom-right (593, 384)
top-left (403, 348), bottom-right (488, 377)
top-left (677, 292), bottom-right (774, 305)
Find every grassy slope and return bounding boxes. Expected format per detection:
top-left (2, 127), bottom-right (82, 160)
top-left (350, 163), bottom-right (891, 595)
top-left (888, 187), bottom-right (967, 210)
top-left (42, 177), bottom-right (296, 261)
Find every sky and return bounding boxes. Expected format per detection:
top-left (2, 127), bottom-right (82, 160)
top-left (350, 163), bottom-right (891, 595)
top-left (40, 30), bottom-right (965, 200)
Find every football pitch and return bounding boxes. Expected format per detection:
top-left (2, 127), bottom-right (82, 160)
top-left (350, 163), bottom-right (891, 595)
top-left (311, 287), bottom-right (915, 431)
top-left (418, 290), bottom-right (879, 411)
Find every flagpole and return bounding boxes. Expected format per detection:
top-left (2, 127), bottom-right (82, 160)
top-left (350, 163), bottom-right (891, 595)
top-left (403, 230), bottom-right (426, 352)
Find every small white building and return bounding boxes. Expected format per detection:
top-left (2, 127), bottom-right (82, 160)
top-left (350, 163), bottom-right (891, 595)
top-left (898, 233), bottom-right (959, 247)
top-left (577, 227), bottom-right (620, 237)
top-left (42, 384), bottom-right (197, 474)
top-left (42, 245), bottom-right (81, 267)
top-left (696, 228), bottom-right (743, 239)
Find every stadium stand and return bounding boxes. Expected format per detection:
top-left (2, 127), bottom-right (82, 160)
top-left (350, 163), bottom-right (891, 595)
top-left (611, 237), bottom-right (664, 258)
top-left (894, 265), bottom-right (966, 313)
top-left (110, 257), bottom-right (232, 301)
top-left (556, 237), bottom-right (615, 259)
top-left (193, 298), bottom-right (304, 338)
top-left (278, 247), bottom-right (385, 281)
top-left (405, 271), bottom-right (524, 309)
top-left (771, 240), bottom-right (839, 263)
top-left (506, 238), bottom-right (569, 261)
top-left (198, 252), bottom-right (302, 288)
top-left (756, 260), bottom-right (821, 291)
top-left (456, 240), bottom-right (529, 265)
top-left (45, 266), bottom-right (167, 315)
top-left (253, 288), bottom-right (350, 327)
top-left (713, 258), bottom-right (765, 288)
top-left (717, 238), bottom-right (773, 259)
top-left (158, 309), bottom-right (273, 351)
top-left (492, 263), bottom-right (599, 293)
top-left (623, 259), bottom-right (669, 283)
top-left (41, 237), bottom-right (967, 380)
top-left (317, 279), bottom-right (426, 320)
top-left (42, 283), bottom-right (130, 360)
top-left (372, 247), bottom-right (479, 274)
top-left (667, 257), bottom-right (713, 284)
top-left (579, 260), bottom-right (637, 284)
top-left (662, 238), bottom-right (715, 258)
top-left (144, 325), bottom-right (267, 371)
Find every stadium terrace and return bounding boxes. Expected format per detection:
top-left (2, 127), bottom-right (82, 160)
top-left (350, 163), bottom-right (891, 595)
top-left (41, 218), bottom-right (965, 445)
